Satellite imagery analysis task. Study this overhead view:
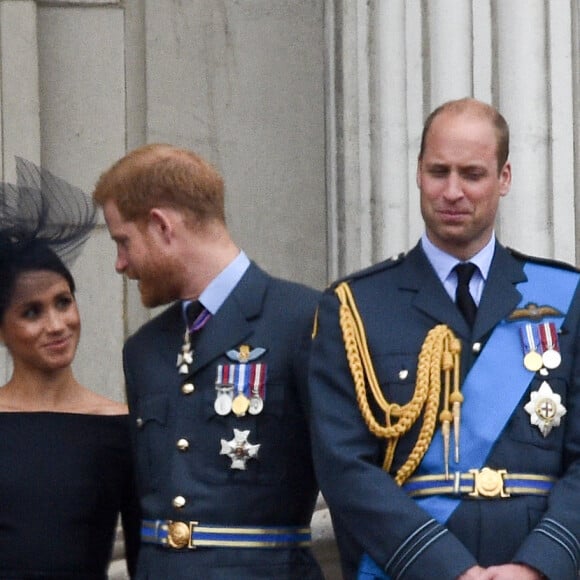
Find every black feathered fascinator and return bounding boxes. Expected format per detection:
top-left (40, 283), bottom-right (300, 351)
top-left (0, 157), bottom-right (96, 265)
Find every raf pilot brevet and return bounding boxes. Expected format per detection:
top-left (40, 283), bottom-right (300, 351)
top-left (214, 345), bottom-right (267, 417)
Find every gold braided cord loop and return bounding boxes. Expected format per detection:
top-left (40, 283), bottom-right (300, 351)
top-left (311, 307), bottom-right (319, 339)
top-left (336, 283), bottom-right (426, 438)
top-left (396, 329), bottom-right (459, 485)
top-left (334, 282), bottom-right (462, 486)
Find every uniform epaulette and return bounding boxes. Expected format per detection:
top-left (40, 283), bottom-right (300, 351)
top-left (506, 247), bottom-right (580, 273)
top-left (324, 251), bottom-right (408, 292)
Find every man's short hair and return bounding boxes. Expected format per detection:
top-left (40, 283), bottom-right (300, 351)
top-left (93, 143), bottom-right (225, 224)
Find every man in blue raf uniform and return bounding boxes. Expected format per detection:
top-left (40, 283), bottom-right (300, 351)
top-left (93, 144), bottom-right (323, 579)
top-left (308, 98), bottom-right (580, 579)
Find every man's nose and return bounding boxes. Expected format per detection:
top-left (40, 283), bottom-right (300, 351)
top-left (443, 173), bottom-right (464, 200)
top-left (115, 252), bottom-right (127, 274)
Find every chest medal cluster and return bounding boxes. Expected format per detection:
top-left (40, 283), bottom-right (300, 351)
top-left (519, 321), bottom-right (562, 373)
top-left (518, 319), bottom-right (567, 437)
top-left (175, 321), bottom-right (270, 470)
top-left (214, 345), bottom-right (268, 418)
top-left (215, 345), bottom-right (268, 470)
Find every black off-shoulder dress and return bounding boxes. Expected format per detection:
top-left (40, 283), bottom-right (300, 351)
top-left (0, 413), bottom-right (140, 579)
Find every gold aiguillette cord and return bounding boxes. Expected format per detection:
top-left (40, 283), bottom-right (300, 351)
top-left (439, 335), bottom-right (462, 477)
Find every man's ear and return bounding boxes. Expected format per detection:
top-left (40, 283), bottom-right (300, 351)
top-left (499, 161), bottom-right (511, 197)
top-left (148, 208), bottom-right (174, 243)
top-left (416, 158), bottom-right (422, 189)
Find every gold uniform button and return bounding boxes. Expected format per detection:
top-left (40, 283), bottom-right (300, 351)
top-left (136, 417), bottom-right (144, 428)
top-left (181, 382), bottom-right (195, 394)
top-left (167, 521), bottom-right (191, 549)
top-left (172, 495), bottom-right (186, 509)
top-left (177, 438), bottom-right (190, 451)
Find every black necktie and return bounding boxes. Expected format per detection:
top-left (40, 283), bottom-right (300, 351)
top-left (185, 300), bottom-right (204, 331)
top-left (454, 262), bottom-right (477, 327)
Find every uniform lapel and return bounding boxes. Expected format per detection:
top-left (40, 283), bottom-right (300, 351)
top-left (472, 244), bottom-right (525, 339)
top-left (159, 303), bottom-right (188, 369)
top-left (400, 242), bottom-right (526, 341)
top-left (401, 244), bottom-right (470, 336)
top-left (190, 263), bottom-right (267, 373)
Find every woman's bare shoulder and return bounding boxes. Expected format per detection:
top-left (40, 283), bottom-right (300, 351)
top-left (80, 387), bottom-right (129, 416)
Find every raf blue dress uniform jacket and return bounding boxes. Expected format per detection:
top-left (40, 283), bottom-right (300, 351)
top-left (308, 242), bottom-right (580, 580)
top-left (123, 262), bottom-right (323, 579)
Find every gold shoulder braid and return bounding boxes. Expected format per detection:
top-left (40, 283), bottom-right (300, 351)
top-left (311, 306), bottom-right (319, 339)
top-left (334, 282), bottom-right (462, 485)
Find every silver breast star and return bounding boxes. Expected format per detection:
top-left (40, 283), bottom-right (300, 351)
top-left (524, 381), bottom-right (567, 437)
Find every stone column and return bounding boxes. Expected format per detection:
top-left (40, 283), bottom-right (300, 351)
top-left (0, 0), bottom-right (40, 382)
top-left (329, 0), bottom-right (580, 274)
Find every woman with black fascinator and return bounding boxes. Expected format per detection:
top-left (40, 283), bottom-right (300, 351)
top-left (0, 159), bottom-right (139, 579)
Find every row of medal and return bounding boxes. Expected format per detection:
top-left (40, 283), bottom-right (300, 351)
top-left (214, 363), bottom-right (267, 417)
top-left (520, 321), bottom-right (561, 372)
top-left (520, 321), bottom-right (566, 437)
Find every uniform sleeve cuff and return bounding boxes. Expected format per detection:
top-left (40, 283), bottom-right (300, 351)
top-left (381, 519), bottom-right (476, 579)
top-left (513, 517), bottom-right (580, 580)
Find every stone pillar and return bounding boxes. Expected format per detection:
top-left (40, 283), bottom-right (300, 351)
top-left (330, 0), bottom-right (580, 275)
top-left (427, 0), bottom-right (473, 106)
top-left (372, 0), bottom-right (424, 257)
top-left (0, 0), bottom-right (41, 382)
top-left (36, 3), bottom-right (127, 399)
top-left (325, 0), bottom-right (374, 279)
top-left (495, 0), bottom-right (551, 255)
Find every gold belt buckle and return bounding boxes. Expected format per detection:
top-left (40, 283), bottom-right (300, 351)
top-left (468, 467), bottom-right (509, 498)
top-left (167, 520), bottom-right (197, 549)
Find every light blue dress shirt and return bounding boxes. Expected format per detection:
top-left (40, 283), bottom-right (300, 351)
top-left (182, 250), bottom-right (251, 318)
top-left (420, 233), bottom-right (495, 306)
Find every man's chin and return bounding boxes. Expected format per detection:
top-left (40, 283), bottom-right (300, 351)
top-left (140, 294), bottom-right (168, 308)
top-left (139, 287), bottom-right (174, 309)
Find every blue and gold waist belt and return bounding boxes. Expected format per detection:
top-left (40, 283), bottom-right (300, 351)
top-left (141, 519), bottom-right (312, 549)
top-left (403, 468), bottom-right (556, 499)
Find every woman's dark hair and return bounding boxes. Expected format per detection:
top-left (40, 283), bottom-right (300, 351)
top-left (0, 238), bottom-right (76, 324)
